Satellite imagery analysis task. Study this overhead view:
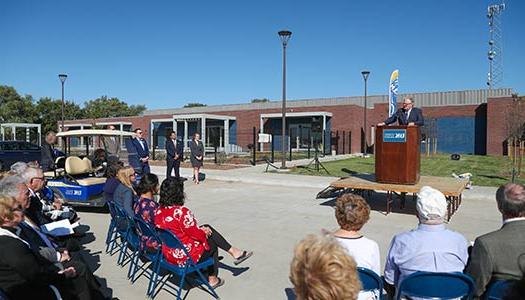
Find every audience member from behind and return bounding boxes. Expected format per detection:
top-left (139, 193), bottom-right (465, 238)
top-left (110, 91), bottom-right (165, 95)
top-left (290, 234), bottom-right (361, 300)
top-left (134, 173), bottom-right (160, 252)
top-left (41, 131), bottom-right (58, 172)
top-left (103, 162), bottom-right (124, 203)
top-left (113, 166), bottom-right (137, 217)
top-left (155, 177), bottom-right (253, 289)
top-left (333, 193), bottom-right (380, 274)
top-left (384, 186), bottom-right (469, 297)
top-left (332, 194), bottom-right (380, 300)
top-left (466, 183), bottom-right (525, 298)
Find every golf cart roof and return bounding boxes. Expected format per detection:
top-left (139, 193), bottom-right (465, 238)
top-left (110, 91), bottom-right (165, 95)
top-left (56, 129), bottom-right (135, 137)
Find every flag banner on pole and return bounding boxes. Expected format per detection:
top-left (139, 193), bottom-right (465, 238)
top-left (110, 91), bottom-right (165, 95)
top-left (388, 70), bottom-right (399, 117)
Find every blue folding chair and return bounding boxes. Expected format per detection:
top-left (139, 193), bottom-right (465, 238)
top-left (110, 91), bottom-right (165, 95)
top-left (107, 202), bottom-right (130, 256)
top-left (150, 229), bottom-right (219, 300)
top-left (357, 267), bottom-right (383, 300)
top-left (396, 272), bottom-right (475, 300)
top-left (105, 201), bottom-right (119, 253)
top-left (484, 280), bottom-right (516, 300)
top-left (117, 212), bottom-right (139, 267)
top-left (131, 217), bottom-right (162, 297)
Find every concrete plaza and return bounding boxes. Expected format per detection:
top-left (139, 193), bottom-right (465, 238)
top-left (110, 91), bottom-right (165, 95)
top-left (80, 163), bottom-right (502, 300)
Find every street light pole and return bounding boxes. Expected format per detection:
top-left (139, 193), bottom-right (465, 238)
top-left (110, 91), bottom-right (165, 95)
top-left (58, 74), bottom-right (68, 132)
top-left (278, 30), bottom-right (292, 169)
top-left (361, 70), bottom-right (370, 155)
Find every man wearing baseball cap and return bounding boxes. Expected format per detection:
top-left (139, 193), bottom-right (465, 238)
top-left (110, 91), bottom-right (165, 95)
top-left (383, 186), bottom-right (469, 297)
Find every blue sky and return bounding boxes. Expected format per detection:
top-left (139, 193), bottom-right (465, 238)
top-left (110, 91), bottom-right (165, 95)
top-left (1, 0), bottom-right (523, 109)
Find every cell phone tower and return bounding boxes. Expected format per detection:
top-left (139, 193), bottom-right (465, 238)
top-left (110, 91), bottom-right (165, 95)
top-left (486, 2), bottom-right (505, 89)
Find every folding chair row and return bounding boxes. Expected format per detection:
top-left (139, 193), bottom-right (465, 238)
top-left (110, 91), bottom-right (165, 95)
top-left (104, 202), bottom-right (219, 300)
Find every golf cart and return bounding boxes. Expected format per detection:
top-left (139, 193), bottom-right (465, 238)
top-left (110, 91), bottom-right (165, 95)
top-left (45, 129), bottom-right (134, 207)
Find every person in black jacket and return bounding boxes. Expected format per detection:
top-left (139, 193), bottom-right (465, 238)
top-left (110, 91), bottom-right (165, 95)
top-left (378, 97), bottom-right (425, 127)
top-left (165, 131), bottom-right (183, 179)
top-left (41, 131), bottom-right (58, 172)
top-left (189, 133), bottom-right (205, 184)
top-left (0, 195), bottom-right (77, 300)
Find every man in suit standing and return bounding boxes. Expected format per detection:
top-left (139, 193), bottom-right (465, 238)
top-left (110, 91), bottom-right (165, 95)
top-left (130, 128), bottom-right (150, 174)
top-left (466, 183), bottom-right (525, 298)
top-left (102, 125), bottom-right (121, 163)
top-left (378, 97), bottom-right (424, 126)
top-left (165, 130), bottom-right (183, 179)
top-left (40, 131), bottom-right (57, 172)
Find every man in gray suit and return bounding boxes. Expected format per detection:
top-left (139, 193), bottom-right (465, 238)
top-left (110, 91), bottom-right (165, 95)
top-left (465, 183), bottom-right (525, 298)
top-left (102, 125), bottom-right (121, 163)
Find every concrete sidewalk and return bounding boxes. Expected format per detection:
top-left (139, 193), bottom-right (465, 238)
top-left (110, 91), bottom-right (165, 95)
top-left (150, 156), bottom-right (499, 203)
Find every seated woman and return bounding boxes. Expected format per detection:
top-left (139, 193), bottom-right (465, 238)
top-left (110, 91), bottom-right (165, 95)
top-left (113, 166), bottom-right (137, 217)
top-left (0, 195), bottom-right (77, 300)
top-left (290, 234), bottom-right (361, 300)
top-left (103, 162), bottom-right (124, 204)
top-left (154, 178), bottom-right (253, 288)
top-left (332, 193), bottom-right (380, 300)
top-left (133, 173), bottom-right (160, 252)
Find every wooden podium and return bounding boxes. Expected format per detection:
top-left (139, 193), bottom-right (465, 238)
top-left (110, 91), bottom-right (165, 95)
top-left (375, 125), bottom-right (421, 185)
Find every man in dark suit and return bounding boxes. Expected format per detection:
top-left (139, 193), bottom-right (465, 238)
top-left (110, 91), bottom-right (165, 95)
top-left (130, 128), bottom-right (150, 174)
top-left (465, 183), bottom-right (525, 298)
top-left (165, 130), bottom-right (183, 179)
top-left (378, 97), bottom-right (424, 126)
top-left (41, 131), bottom-right (57, 171)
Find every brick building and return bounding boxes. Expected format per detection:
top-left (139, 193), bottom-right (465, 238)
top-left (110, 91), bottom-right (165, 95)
top-left (62, 88), bottom-right (522, 156)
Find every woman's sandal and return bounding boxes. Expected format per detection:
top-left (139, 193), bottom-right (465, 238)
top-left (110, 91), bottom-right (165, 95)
top-left (233, 250), bottom-right (253, 265)
top-left (210, 277), bottom-right (225, 289)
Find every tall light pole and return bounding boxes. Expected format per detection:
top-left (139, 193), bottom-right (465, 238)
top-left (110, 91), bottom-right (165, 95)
top-left (278, 30), bottom-right (292, 169)
top-left (58, 74), bottom-right (68, 132)
top-left (361, 70), bottom-right (370, 154)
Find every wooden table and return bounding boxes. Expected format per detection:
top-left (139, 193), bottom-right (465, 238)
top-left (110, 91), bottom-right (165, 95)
top-left (325, 174), bottom-right (469, 220)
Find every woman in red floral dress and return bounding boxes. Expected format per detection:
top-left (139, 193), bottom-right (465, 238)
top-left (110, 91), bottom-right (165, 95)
top-left (154, 178), bottom-right (253, 288)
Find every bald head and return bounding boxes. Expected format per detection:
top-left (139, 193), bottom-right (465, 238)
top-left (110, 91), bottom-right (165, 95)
top-left (496, 183), bottom-right (525, 219)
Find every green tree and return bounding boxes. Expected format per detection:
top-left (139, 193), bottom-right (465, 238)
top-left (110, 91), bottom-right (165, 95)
top-left (184, 102), bottom-right (207, 108)
top-left (0, 85), bottom-right (36, 123)
top-left (35, 97), bottom-right (83, 133)
top-left (251, 98), bottom-right (270, 103)
top-left (83, 96), bottom-right (146, 119)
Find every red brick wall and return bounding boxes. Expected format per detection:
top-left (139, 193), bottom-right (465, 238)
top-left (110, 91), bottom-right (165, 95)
top-left (486, 97), bottom-right (525, 156)
top-left (63, 97), bottom-right (520, 156)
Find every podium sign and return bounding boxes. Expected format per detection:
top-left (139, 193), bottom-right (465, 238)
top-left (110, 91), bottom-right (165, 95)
top-left (375, 126), bottom-right (420, 185)
top-left (383, 129), bottom-right (407, 143)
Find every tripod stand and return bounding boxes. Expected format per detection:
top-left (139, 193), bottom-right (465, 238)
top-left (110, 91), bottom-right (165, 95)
top-left (303, 145), bottom-right (329, 174)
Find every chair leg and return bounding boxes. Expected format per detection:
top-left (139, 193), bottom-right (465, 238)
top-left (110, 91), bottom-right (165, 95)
top-left (148, 261), bottom-right (162, 298)
top-left (117, 239), bottom-right (128, 265)
top-left (177, 272), bottom-right (186, 300)
top-left (127, 248), bottom-right (139, 279)
top-left (105, 224), bottom-right (116, 253)
top-left (195, 269), bottom-right (219, 299)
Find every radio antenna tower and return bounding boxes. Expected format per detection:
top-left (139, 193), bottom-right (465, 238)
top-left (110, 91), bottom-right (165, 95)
top-left (486, 2), bottom-right (505, 89)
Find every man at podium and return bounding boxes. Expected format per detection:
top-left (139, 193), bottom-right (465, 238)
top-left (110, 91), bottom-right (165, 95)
top-left (378, 97), bottom-right (424, 126)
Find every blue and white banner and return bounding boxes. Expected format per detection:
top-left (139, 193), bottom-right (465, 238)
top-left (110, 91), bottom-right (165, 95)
top-left (388, 70), bottom-right (399, 117)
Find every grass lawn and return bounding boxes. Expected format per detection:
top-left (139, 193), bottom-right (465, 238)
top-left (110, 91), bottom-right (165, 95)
top-left (289, 154), bottom-right (525, 187)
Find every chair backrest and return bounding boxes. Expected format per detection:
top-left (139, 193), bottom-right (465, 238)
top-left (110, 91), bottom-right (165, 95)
top-left (485, 280), bottom-right (516, 300)
top-left (107, 201), bottom-right (117, 219)
top-left (358, 267), bottom-right (383, 292)
top-left (157, 228), bottom-right (195, 264)
top-left (134, 217), bottom-right (161, 245)
top-left (396, 272), bottom-right (475, 300)
top-left (65, 156), bottom-right (92, 175)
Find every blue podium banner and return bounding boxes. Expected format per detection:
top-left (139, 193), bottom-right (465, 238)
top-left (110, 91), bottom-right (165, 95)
top-left (383, 129), bottom-right (407, 143)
